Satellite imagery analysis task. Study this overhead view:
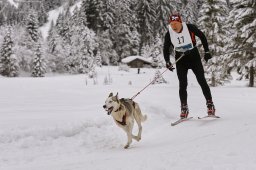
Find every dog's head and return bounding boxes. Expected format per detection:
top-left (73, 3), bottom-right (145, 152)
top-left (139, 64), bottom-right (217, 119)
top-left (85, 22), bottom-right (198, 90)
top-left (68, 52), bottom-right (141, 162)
top-left (103, 92), bottom-right (120, 115)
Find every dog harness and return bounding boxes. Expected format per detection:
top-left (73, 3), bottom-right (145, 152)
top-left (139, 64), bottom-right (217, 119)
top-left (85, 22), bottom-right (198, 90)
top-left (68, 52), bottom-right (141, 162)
top-left (115, 105), bottom-right (127, 126)
top-left (115, 99), bottom-right (136, 126)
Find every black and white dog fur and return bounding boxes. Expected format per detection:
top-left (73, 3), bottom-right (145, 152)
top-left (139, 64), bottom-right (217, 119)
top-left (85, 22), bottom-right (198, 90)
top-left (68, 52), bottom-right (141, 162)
top-left (103, 92), bottom-right (147, 149)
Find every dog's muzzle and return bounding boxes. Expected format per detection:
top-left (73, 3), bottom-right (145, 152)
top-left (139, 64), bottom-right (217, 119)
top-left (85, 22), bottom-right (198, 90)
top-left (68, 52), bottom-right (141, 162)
top-left (103, 105), bottom-right (112, 115)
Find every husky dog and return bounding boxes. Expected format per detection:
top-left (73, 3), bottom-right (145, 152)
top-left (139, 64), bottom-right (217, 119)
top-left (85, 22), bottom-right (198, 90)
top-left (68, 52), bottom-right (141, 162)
top-left (103, 92), bottom-right (147, 149)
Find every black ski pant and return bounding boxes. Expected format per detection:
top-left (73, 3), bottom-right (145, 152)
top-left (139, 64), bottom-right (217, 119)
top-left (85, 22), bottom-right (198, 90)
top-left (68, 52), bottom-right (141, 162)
top-left (176, 59), bottom-right (212, 105)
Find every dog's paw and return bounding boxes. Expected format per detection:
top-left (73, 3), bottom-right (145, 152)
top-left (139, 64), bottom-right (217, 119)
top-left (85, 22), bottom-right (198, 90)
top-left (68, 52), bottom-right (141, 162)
top-left (124, 144), bottom-right (129, 149)
top-left (132, 135), bottom-right (141, 141)
top-left (136, 137), bottom-right (141, 141)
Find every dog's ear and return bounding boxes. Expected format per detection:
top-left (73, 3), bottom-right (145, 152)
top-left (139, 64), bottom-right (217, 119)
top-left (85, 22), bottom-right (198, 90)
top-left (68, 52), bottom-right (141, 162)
top-left (112, 93), bottom-right (119, 102)
top-left (109, 92), bottom-right (113, 97)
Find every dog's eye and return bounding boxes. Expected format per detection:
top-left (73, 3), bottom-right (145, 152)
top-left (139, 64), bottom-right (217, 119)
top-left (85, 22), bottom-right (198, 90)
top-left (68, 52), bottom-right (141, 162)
top-left (109, 101), bottom-right (113, 103)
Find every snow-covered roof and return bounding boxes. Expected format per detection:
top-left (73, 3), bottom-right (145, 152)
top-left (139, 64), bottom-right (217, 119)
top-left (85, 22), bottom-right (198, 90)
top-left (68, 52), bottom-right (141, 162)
top-left (121, 56), bottom-right (152, 64)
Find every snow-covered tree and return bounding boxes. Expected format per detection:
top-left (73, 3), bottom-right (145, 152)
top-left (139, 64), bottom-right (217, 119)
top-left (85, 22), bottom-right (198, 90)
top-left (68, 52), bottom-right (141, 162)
top-left (17, 9), bottom-right (45, 74)
top-left (46, 21), bottom-right (67, 73)
top-left (141, 45), bottom-right (151, 58)
top-left (55, 12), bottom-right (71, 44)
top-left (129, 29), bottom-right (140, 56)
top-left (227, 0), bottom-right (256, 87)
top-left (155, 0), bottom-right (179, 36)
top-left (136, 0), bottom-right (156, 54)
top-left (98, 30), bottom-right (117, 65)
top-left (205, 57), bottom-right (230, 86)
top-left (110, 0), bottom-right (139, 60)
top-left (198, 0), bottom-right (229, 55)
top-left (10, 25), bottom-right (32, 73)
top-left (180, 0), bottom-right (202, 24)
top-left (150, 34), bottom-right (164, 68)
top-left (82, 0), bottom-right (105, 34)
top-left (67, 19), bottom-right (98, 74)
top-left (26, 10), bottom-right (40, 43)
top-left (198, 0), bottom-right (229, 86)
top-left (151, 48), bottom-right (161, 68)
top-left (47, 21), bottom-right (57, 54)
top-left (95, 51), bottom-right (102, 67)
top-left (101, 0), bottom-right (115, 30)
top-left (70, 6), bottom-right (87, 28)
top-left (31, 44), bottom-right (46, 77)
top-left (0, 27), bottom-right (19, 77)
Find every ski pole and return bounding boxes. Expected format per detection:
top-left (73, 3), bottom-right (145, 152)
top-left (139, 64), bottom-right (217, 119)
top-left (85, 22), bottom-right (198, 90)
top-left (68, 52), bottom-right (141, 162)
top-left (131, 53), bottom-right (185, 100)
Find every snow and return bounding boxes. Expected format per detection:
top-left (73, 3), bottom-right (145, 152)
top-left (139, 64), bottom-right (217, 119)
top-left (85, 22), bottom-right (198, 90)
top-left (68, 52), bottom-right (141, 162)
top-left (0, 66), bottom-right (256, 170)
top-left (39, 6), bottom-right (64, 40)
top-left (69, 1), bottom-right (82, 16)
top-left (7, 0), bottom-right (18, 8)
top-left (121, 56), bottom-right (152, 64)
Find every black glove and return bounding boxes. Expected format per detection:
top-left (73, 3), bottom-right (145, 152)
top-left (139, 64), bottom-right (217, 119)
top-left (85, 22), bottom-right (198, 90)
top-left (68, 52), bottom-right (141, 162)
top-left (166, 62), bottom-right (175, 72)
top-left (204, 52), bottom-right (212, 63)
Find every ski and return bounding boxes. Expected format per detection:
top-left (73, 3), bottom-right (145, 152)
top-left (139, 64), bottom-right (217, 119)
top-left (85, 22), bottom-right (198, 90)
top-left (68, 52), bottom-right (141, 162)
top-left (171, 117), bottom-right (193, 126)
top-left (198, 115), bottom-right (220, 119)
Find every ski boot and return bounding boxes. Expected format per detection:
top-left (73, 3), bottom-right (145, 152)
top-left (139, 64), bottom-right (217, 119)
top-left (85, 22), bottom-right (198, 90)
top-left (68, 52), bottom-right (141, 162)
top-left (206, 100), bottom-right (215, 116)
top-left (180, 104), bottom-right (189, 119)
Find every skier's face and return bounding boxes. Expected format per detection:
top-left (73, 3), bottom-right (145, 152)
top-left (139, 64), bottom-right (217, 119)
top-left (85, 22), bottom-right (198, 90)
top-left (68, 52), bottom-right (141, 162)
top-left (170, 21), bottom-right (182, 33)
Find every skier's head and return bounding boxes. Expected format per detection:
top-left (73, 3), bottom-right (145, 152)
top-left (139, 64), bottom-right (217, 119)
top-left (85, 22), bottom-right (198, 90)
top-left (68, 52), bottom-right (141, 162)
top-left (169, 14), bottom-right (182, 33)
top-left (169, 14), bottom-right (182, 23)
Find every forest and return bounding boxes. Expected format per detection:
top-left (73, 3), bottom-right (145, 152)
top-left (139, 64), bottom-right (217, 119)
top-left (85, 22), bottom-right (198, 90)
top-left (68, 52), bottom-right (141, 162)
top-left (0, 0), bottom-right (255, 86)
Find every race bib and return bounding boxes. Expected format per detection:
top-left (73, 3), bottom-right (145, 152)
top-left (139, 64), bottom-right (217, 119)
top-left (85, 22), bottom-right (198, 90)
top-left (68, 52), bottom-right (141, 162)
top-left (168, 22), bottom-right (194, 52)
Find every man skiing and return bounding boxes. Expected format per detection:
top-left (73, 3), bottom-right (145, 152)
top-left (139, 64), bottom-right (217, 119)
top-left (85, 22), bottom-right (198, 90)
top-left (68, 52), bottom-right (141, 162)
top-left (163, 13), bottom-right (215, 119)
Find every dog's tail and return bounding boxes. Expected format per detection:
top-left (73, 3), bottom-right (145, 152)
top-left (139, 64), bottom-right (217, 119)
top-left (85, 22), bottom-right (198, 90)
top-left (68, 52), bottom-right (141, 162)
top-left (134, 103), bottom-right (147, 122)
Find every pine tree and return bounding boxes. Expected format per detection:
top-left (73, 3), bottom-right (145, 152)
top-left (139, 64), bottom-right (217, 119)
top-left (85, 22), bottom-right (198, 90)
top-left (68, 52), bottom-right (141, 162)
top-left (26, 10), bottom-right (40, 42)
top-left (67, 13), bottom-right (97, 74)
top-left (82, 0), bottom-right (104, 34)
top-left (151, 34), bottom-right (164, 68)
top-left (21, 9), bottom-right (45, 74)
top-left (198, 0), bottom-right (229, 86)
top-left (31, 44), bottom-right (46, 77)
top-left (55, 12), bottom-right (71, 44)
top-left (129, 29), bottom-right (140, 56)
top-left (136, 0), bottom-right (157, 54)
top-left (155, 0), bottom-right (177, 36)
top-left (198, 0), bottom-right (229, 55)
top-left (0, 27), bottom-right (19, 77)
top-left (227, 0), bottom-right (256, 87)
top-left (37, 2), bottom-right (48, 26)
top-left (47, 21), bottom-right (56, 53)
top-left (111, 0), bottom-right (136, 61)
top-left (101, 0), bottom-right (115, 30)
top-left (11, 24), bottom-right (32, 72)
top-left (98, 30), bottom-right (117, 65)
top-left (180, 0), bottom-right (202, 24)
top-left (46, 21), bottom-right (67, 73)
top-left (151, 50), bottom-right (160, 68)
top-left (95, 51), bottom-right (102, 67)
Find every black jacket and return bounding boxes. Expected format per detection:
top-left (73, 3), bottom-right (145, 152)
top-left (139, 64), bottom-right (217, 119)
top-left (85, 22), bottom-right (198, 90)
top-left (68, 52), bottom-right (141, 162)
top-left (163, 24), bottom-right (209, 63)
